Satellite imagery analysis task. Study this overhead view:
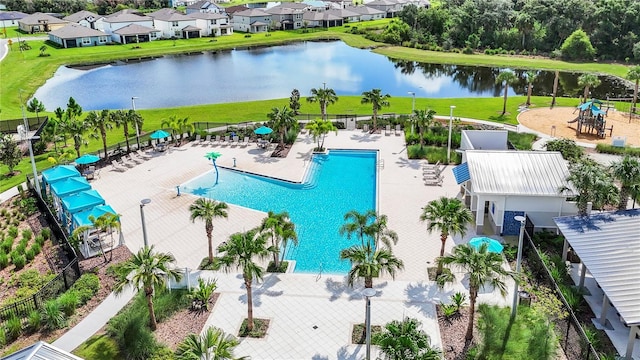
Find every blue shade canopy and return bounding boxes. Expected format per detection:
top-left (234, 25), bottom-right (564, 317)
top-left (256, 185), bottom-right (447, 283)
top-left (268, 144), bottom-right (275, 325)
top-left (41, 165), bottom-right (81, 184)
top-left (72, 205), bottom-right (118, 228)
top-left (50, 176), bottom-right (91, 198)
top-left (75, 154), bottom-right (100, 165)
top-left (61, 189), bottom-right (105, 214)
top-left (150, 130), bottom-right (170, 139)
top-left (254, 126), bottom-right (273, 135)
top-left (469, 237), bottom-right (504, 254)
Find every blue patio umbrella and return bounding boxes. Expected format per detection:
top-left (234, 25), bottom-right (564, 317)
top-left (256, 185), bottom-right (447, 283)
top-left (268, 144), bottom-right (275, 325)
top-left (254, 126), bottom-right (273, 135)
top-left (150, 130), bottom-right (170, 139)
top-left (469, 237), bottom-right (504, 254)
top-left (205, 152), bottom-right (222, 184)
top-left (75, 154), bottom-right (100, 165)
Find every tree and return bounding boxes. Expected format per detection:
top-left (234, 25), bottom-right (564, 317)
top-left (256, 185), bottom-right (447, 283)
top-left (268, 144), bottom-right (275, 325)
top-left (560, 29), bottom-right (596, 61)
top-left (419, 197), bottom-right (473, 277)
top-left (340, 243), bottom-right (404, 288)
top-left (176, 326), bottom-right (247, 360)
top-left (544, 138), bottom-right (583, 161)
top-left (189, 198), bottom-right (229, 264)
top-left (361, 88), bottom-right (391, 131)
top-left (339, 209), bottom-right (376, 248)
top-left (577, 73), bottom-right (601, 103)
top-left (26, 98), bottom-right (45, 122)
top-left (626, 66), bottom-right (640, 118)
top-left (73, 212), bottom-right (121, 263)
top-left (66, 118), bottom-right (89, 158)
top-left (495, 70), bottom-right (518, 115)
top-left (610, 155), bottom-right (640, 211)
top-left (39, 45), bottom-right (48, 56)
top-left (113, 246), bottom-right (182, 331)
top-left (112, 109), bottom-right (143, 153)
top-left (515, 12), bottom-right (535, 49)
top-left (306, 86), bottom-right (338, 120)
top-left (0, 133), bottom-right (22, 176)
top-left (304, 118), bottom-right (337, 151)
top-left (525, 71), bottom-right (537, 106)
top-left (85, 110), bottom-right (112, 159)
top-left (215, 228), bottom-right (275, 332)
top-left (289, 88), bottom-right (301, 115)
top-left (161, 115), bottom-right (193, 145)
top-left (267, 106), bottom-right (297, 149)
top-left (259, 211), bottom-right (298, 270)
top-left (562, 159), bottom-right (618, 215)
top-left (438, 243), bottom-right (511, 342)
top-left (411, 109), bottom-right (436, 150)
top-left (373, 317), bottom-right (442, 360)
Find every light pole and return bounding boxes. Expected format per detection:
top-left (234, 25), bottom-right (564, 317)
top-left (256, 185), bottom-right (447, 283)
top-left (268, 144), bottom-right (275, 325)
top-left (407, 91), bottom-right (416, 114)
top-left (19, 90), bottom-right (41, 195)
top-left (512, 215), bottom-right (526, 319)
top-left (362, 288), bottom-right (377, 360)
top-left (140, 198), bottom-right (151, 247)
top-left (131, 96), bottom-right (141, 150)
top-left (447, 105), bottom-right (456, 164)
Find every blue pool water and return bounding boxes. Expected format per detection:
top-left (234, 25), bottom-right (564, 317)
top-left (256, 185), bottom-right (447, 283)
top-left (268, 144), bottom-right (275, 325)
top-left (181, 150), bottom-right (376, 274)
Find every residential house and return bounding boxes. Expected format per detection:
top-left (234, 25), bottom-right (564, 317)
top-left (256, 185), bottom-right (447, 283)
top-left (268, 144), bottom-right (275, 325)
top-left (186, 0), bottom-right (224, 14)
top-left (48, 23), bottom-right (109, 48)
top-left (302, 11), bottom-right (343, 27)
top-left (18, 12), bottom-right (68, 33)
top-left (64, 10), bottom-right (101, 29)
top-left (232, 8), bottom-right (271, 33)
top-left (365, 0), bottom-right (404, 17)
top-left (0, 11), bottom-right (28, 28)
top-left (97, 12), bottom-right (154, 43)
top-left (265, 5), bottom-right (304, 30)
top-left (225, 5), bottom-right (249, 16)
top-left (301, 0), bottom-right (329, 11)
top-left (325, 8), bottom-right (360, 23)
top-left (188, 12), bottom-right (233, 36)
top-left (345, 5), bottom-right (385, 21)
top-left (148, 8), bottom-right (201, 39)
top-left (114, 23), bottom-right (161, 44)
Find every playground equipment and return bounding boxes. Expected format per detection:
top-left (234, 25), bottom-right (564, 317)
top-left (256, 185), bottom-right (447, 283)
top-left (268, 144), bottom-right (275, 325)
top-left (569, 100), bottom-right (613, 138)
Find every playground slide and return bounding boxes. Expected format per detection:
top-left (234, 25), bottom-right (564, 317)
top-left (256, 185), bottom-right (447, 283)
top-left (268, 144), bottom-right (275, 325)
top-left (567, 117), bottom-right (579, 124)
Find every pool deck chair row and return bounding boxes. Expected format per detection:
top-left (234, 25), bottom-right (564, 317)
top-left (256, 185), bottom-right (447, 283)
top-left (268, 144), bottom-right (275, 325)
top-left (193, 135), bottom-right (251, 147)
top-left (423, 161), bottom-right (444, 186)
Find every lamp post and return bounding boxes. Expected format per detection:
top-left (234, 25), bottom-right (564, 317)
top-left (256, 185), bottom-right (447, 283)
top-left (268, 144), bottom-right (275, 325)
top-left (407, 91), bottom-right (416, 114)
top-left (447, 105), bottom-right (456, 164)
top-left (131, 96), bottom-right (141, 150)
top-left (140, 198), bottom-right (151, 247)
top-left (362, 288), bottom-right (377, 360)
top-left (19, 90), bottom-right (41, 195)
top-left (512, 215), bottom-right (526, 319)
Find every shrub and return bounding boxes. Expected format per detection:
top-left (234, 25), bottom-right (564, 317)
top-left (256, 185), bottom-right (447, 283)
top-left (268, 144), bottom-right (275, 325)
top-left (31, 242), bottom-right (41, 255)
top-left (34, 234), bottom-right (44, 247)
top-left (41, 299), bottom-right (67, 330)
top-left (7, 226), bottom-right (18, 238)
top-left (546, 138), bottom-right (584, 160)
top-left (462, 46), bottom-right (474, 54)
top-left (12, 254), bottom-right (26, 270)
top-left (28, 309), bottom-right (41, 332)
top-left (5, 314), bottom-right (22, 341)
top-left (0, 252), bottom-right (8, 269)
top-left (24, 248), bottom-right (35, 262)
top-left (188, 278), bottom-right (217, 311)
top-left (58, 291), bottom-right (80, 316)
top-left (1, 238), bottom-right (14, 253)
top-left (70, 273), bottom-right (100, 305)
top-left (108, 311), bottom-right (159, 360)
top-left (21, 229), bottom-right (32, 241)
top-left (40, 228), bottom-right (51, 240)
top-left (0, 326), bottom-right (5, 347)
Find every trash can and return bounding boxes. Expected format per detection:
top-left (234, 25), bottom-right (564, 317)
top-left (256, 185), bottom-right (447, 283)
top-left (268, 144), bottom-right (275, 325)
top-left (518, 290), bottom-right (531, 307)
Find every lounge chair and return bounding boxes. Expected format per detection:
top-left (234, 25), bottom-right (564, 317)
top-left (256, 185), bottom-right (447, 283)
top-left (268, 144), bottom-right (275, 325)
top-left (395, 124), bottom-right (402, 136)
top-left (136, 149), bottom-right (152, 159)
top-left (385, 125), bottom-right (391, 136)
top-left (222, 135), bottom-right (230, 145)
top-left (241, 136), bottom-right (250, 147)
top-left (194, 134), bottom-right (201, 143)
top-left (119, 158), bottom-right (136, 168)
top-left (231, 136), bottom-right (239, 146)
top-left (213, 135), bottom-right (221, 146)
top-left (363, 124), bottom-right (369, 133)
top-left (111, 160), bottom-right (127, 172)
top-left (204, 134), bottom-right (212, 145)
top-left (128, 153), bottom-right (144, 164)
top-left (424, 176), bottom-right (443, 186)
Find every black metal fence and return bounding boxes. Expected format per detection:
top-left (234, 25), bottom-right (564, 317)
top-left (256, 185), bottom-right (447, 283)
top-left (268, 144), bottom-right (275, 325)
top-left (0, 116), bottom-right (47, 134)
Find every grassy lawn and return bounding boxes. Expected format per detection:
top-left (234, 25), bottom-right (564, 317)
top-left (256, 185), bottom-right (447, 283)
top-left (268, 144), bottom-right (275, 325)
top-left (2, 26), bottom-right (46, 39)
top-left (73, 334), bottom-right (122, 360)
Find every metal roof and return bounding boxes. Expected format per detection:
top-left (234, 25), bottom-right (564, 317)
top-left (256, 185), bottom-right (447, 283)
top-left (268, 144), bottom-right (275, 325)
top-left (466, 150), bottom-right (574, 196)
top-left (554, 210), bottom-right (640, 325)
top-left (0, 341), bottom-right (83, 360)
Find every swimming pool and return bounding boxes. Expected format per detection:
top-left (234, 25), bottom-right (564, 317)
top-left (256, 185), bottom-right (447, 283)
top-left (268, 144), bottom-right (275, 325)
top-left (181, 150), bottom-right (377, 274)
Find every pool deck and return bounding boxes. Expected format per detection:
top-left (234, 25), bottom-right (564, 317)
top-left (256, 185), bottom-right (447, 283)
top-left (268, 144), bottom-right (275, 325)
top-left (89, 130), bottom-right (513, 359)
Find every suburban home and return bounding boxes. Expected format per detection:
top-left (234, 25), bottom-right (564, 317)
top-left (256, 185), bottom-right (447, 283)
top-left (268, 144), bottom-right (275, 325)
top-left (48, 23), bottom-right (109, 48)
top-left (97, 12), bottom-right (154, 42)
top-left (188, 12), bottom-right (233, 36)
top-left (113, 23), bottom-right (161, 44)
top-left (0, 10), bottom-right (28, 28)
top-left (232, 8), bottom-right (272, 33)
top-left (302, 11), bottom-right (343, 27)
top-left (148, 8), bottom-right (201, 39)
top-left (18, 12), bottom-right (68, 33)
top-left (345, 5), bottom-right (385, 20)
top-left (186, 0), bottom-right (225, 14)
top-left (63, 10), bottom-right (101, 29)
top-left (225, 5), bottom-right (250, 16)
top-left (265, 5), bottom-right (305, 30)
top-left (325, 8), bottom-right (360, 23)
top-left (365, 0), bottom-right (405, 17)
top-left (302, 0), bottom-right (330, 11)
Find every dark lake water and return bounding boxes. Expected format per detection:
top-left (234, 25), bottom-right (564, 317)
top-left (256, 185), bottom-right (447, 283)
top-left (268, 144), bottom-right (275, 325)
top-left (33, 41), bottom-right (632, 111)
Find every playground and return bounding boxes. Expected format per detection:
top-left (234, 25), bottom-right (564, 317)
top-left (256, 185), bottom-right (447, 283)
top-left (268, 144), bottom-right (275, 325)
top-left (518, 106), bottom-right (640, 147)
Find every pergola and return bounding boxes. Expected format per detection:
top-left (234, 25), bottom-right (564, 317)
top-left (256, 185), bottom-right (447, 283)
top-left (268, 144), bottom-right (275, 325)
top-left (554, 210), bottom-right (640, 359)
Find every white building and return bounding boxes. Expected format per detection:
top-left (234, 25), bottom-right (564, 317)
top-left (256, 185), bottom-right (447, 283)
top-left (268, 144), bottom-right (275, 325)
top-left (148, 8), bottom-right (201, 39)
top-left (188, 12), bottom-right (233, 36)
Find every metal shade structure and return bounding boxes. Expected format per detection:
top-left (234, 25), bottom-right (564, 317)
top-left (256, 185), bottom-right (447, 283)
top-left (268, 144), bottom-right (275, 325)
top-left (74, 154), bottom-right (100, 165)
top-left (254, 126), bottom-right (273, 135)
top-left (149, 130), bottom-right (170, 139)
top-left (469, 237), bottom-right (504, 253)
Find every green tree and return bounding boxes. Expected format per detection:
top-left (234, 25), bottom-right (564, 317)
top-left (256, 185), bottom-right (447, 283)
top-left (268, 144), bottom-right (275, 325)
top-left (438, 243), bottom-right (511, 342)
top-left (215, 228), bottom-right (275, 332)
top-left (267, 106), bottom-right (297, 149)
top-left (161, 115), bottom-right (193, 145)
top-left (112, 109), bottom-right (143, 153)
top-left (610, 155), bottom-right (640, 211)
top-left (289, 88), bottom-right (301, 115)
top-left (525, 71), bottom-right (538, 106)
top-left (411, 109), bottom-right (436, 150)
top-left (73, 213), bottom-right (121, 263)
top-left (544, 138), bottom-right (583, 161)
top-left (420, 197), bottom-right (473, 276)
top-left (259, 211), bottom-right (298, 270)
top-left (495, 70), bottom-right (518, 115)
top-left (85, 109), bottom-right (112, 159)
top-left (189, 198), bottom-right (229, 264)
top-left (626, 66), bottom-right (640, 115)
top-left (26, 98), bottom-right (45, 122)
top-left (306, 86), bottom-right (338, 120)
top-left (361, 88), bottom-right (391, 132)
top-left (515, 12), bottom-right (535, 49)
top-left (176, 326), bottom-right (247, 360)
top-left (0, 133), bottom-right (22, 176)
top-left (562, 159), bottom-right (618, 215)
top-left (340, 243), bottom-right (404, 289)
top-left (113, 246), bottom-right (182, 331)
top-left (339, 209), bottom-right (377, 248)
top-left (304, 118), bottom-right (337, 151)
top-left (577, 73), bottom-right (601, 102)
top-left (67, 118), bottom-right (89, 158)
top-left (560, 29), bottom-right (596, 61)
top-left (373, 317), bottom-right (442, 360)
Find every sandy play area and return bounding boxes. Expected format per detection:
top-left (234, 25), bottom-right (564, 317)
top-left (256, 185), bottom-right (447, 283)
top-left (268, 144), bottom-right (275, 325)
top-left (518, 107), bottom-right (640, 147)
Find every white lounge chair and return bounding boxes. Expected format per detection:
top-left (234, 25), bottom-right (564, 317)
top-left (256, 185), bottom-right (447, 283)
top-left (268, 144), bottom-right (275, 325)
top-left (204, 134), bottom-right (212, 145)
top-left (222, 135), bottom-right (230, 145)
top-left (241, 136), bottom-right (250, 147)
top-left (136, 149), bottom-right (152, 159)
top-left (363, 124), bottom-right (369, 133)
top-left (385, 125), bottom-right (391, 136)
top-left (119, 158), bottom-right (136, 168)
top-left (231, 136), bottom-right (239, 146)
top-left (213, 135), bottom-right (221, 146)
top-left (128, 154), bottom-right (144, 164)
top-left (395, 124), bottom-right (402, 136)
top-left (194, 134), bottom-right (201, 143)
top-left (424, 175), bottom-right (443, 186)
top-left (111, 160), bottom-right (127, 172)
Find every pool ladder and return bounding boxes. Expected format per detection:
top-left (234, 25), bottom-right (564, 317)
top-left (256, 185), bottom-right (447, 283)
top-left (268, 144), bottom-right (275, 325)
top-left (378, 158), bottom-right (385, 169)
top-left (316, 262), bottom-right (323, 282)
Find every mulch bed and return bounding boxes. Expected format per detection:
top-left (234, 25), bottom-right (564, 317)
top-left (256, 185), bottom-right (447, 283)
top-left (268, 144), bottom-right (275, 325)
top-left (155, 293), bottom-right (220, 350)
top-left (437, 306), bottom-right (478, 360)
top-left (270, 144), bottom-right (292, 158)
top-left (351, 323), bottom-right (383, 344)
top-left (239, 318), bottom-right (270, 338)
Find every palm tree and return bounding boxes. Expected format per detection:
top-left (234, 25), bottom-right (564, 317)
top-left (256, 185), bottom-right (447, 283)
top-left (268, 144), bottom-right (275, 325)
top-left (306, 86), bottom-right (338, 120)
top-left (161, 115), bottom-right (193, 145)
top-left (551, 70), bottom-right (560, 108)
top-left (267, 106), bottom-right (297, 149)
top-left (215, 228), bottom-right (275, 332)
top-left (176, 326), bottom-right (248, 360)
top-left (67, 118), bottom-right (89, 158)
top-left (304, 118), bottom-right (337, 151)
top-left (495, 70), bottom-right (518, 115)
top-left (525, 71), bottom-right (538, 106)
top-left (438, 243), bottom-right (511, 342)
top-left (340, 243), bottom-right (404, 288)
top-left (563, 159), bottom-right (618, 215)
top-left (411, 109), bottom-right (436, 150)
top-left (26, 97), bottom-right (45, 122)
top-left (369, 212), bottom-right (398, 249)
top-left (577, 73), bottom-right (601, 103)
top-left (361, 88), bottom-right (391, 131)
top-left (339, 209), bottom-right (376, 247)
top-left (610, 155), bottom-right (640, 210)
top-left (189, 198), bottom-right (229, 264)
top-left (420, 197), bottom-right (473, 276)
top-left (112, 109), bottom-right (144, 153)
top-left (89, 212), bottom-right (121, 262)
top-left (85, 109), bottom-right (112, 159)
top-left (113, 246), bottom-right (181, 331)
top-left (627, 66), bottom-right (640, 120)
top-left (373, 317), bottom-right (441, 360)
top-left (259, 211), bottom-right (298, 270)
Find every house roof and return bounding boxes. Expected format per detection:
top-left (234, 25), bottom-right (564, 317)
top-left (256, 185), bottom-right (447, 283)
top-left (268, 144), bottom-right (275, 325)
top-left (0, 11), bottom-right (28, 21)
top-left (465, 150), bottom-right (574, 196)
top-left (63, 10), bottom-right (100, 23)
top-left (303, 11), bottom-right (342, 21)
top-left (113, 23), bottom-right (161, 35)
top-left (269, 2), bottom-right (310, 10)
top-left (181, 25), bottom-right (201, 31)
top-left (1, 341), bottom-right (83, 360)
top-left (19, 12), bottom-right (68, 26)
top-left (102, 13), bottom-right (151, 23)
top-left (345, 5), bottom-right (385, 15)
top-left (187, 12), bottom-right (226, 20)
top-left (48, 23), bottom-right (106, 39)
top-left (234, 8), bottom-right (271, 17)
top-left (148, 8), bottom-right (193, 21)
top-left (554, 209), bottom-right (640, 325)
top-left (186, 0), bottom-right (221, 10)
top-left (325, 8), bottom-right (361, 18)
top-left (367, 0), bottom-right (398, 5)
top-left (225, 5), bottom-right (249, 14)
top-left (250, 21), bottom-right (269, 26)
top-left (265, 7), bottom-right (304, 15)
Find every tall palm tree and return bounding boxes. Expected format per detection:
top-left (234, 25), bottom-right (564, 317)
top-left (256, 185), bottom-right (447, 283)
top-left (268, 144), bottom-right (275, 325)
top-left (609, 155), bottom-right (640, 211)
top-left (189, 198), bottom-right (229, 264)
top-left (112, 109), bottom-right (144, 153)
top-left (525, 71), bottom-right (538, 106)
top-left (66, 118), bottom-right (89, 158)
top-left (495, 70), bottom-right (518, 115)
top-left (304, 118), bottom-right (337, 151)
top-left (369, 213), bottom-right (398, 249)
top-left (339, 209), bottom-right (376, 247)
top-left (85, 109), bottom-right (112, 159)
top-left (113, 246), bottom-right (181, 331)
top-left (259, 211), bottom-right (298, 270)
top-left (267, 106), bottom-right (297, 149)
top-left (215, 228), bottom-right (275, 332)
top-left (161, 115), bottom-right (193, 145)
top-left (26, 97), bottom-right (45, 122)
top-left (89, 212), bottom-right (121, 262)
top-left (551, 70), bottom-right (560, 107)
top-left (176, 326), bottom-right (248, 360)
top-left (373, 317), bottom-right (442, 360)
top-left (361, 88), bottom-right (391, 131)
top-left (438, 243), bottom-right (511, 342)
top-left (420, 197), bottom-right (473, 276)
top-left (563, 159), bottom-right (618, 215)
top-left (307, 86), bottom-right (338, 120)
top-left (340, 243), bottom-right (404, 288)
top-left (411, 109), bottom-right (436, 150)
top-left (627, 66), bottom-right (640, 121)
top-left (577, 73), bottom-right (601, 103)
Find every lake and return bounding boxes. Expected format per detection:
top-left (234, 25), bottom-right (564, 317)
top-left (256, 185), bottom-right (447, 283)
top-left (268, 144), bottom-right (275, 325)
top-left (33, 41), bottom-right (632, 111)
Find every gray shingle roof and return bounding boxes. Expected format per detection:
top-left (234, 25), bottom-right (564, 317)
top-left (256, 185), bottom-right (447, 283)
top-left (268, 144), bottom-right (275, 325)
top-left (48, 23), bottom-right (106, 38)
top-left (187, 12), bottom-right (226, 20)
top-left (234, 8), bottom-right (271, 17)
top-left (113, 23), bottom-right (160, 35)
top-left (63, 10), bottom-right (100, 23)
top-left (0, 11), bottom-right (28, 21)
top-left (345, 5), bottom-right (385, 15)
top-left (148, 8), bottom-right (193, 21)
top-left (19, 12), bottom-right (68, 25)
top-left (102, 13), bottom-right (151, 23)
